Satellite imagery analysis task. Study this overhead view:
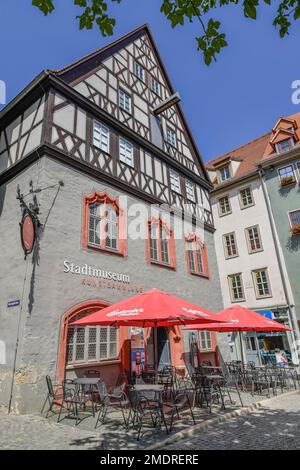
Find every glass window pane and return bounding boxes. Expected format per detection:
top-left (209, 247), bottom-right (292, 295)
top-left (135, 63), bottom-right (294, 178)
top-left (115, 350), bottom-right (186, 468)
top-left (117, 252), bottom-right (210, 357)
top-left (278, 165), bottom-right (294, 180)
top-left (119, 90), bottom-right (131, 113)
top-left (170, 170), bottom-right (181, 193)
top-left (188, 241), bottom-right (195, 272)
top-left (119, 137), bottom-right (134, 167)
top-left (93, 122), bottom-right (110, 153)
top-left (185, 179), bottom-right (195, 202)
top-left (151, 78), bottom-right (160, 95)
top-left (167, 128), bottom-right (176, 147)
top-left (290, 210), bottom-right (300, 226)
top-left (89, 203), bottom-right (103, 246)
top-left (75, 328), bottom-right (85, 361)
top-left (161, 226), bottom-right (169, 264)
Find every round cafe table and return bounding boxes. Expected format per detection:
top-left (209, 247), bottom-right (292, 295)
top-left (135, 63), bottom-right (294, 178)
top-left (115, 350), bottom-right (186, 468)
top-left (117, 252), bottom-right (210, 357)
top-left (73, 378), bottom-right (101, 385)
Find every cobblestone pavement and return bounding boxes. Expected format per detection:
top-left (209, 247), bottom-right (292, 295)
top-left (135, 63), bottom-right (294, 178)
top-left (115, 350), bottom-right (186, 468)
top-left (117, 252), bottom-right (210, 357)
top-left (0, 413), bottom-right (104, 450)
top-left (0, 391), bottom-right (299, 450)
top-left (165, 391), bottom-right (300, 450)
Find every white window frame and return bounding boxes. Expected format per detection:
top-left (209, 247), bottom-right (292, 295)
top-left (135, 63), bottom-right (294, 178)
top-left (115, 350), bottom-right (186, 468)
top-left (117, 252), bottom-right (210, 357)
top-left (275, 138), bottom-right (294, 154)
top-left (288, 208), bottom-right (300, 228)
top-left (166, 127), bottom-right (176, 147)
top-left (252, 268), bottom-right (272, 299)
top-left (219, 165), bottom-right (231, 182)
top-left (199, 331), bottom-right (213, 351)
top-left (93, 121), bottom-right (110, 153)
top-left (277, 164), bottom-right (296, 185)
top-left (66, 325), bottom-right (118, 365)
top-left (119, 137), bottom-right (134, 167)
top-left (151, 77), bottom-right (160, 96)
top-left (223, 232), bottom-right (239, 259)
top-left (218, 195), bottom-right (232, 217)
top-left (245, 225), bottom-right (263, 254)
top-left (134, 62), bottom-right (145, 82)
top-left (185, 179), bottom-right (196, 202)
top-left (228, 273), bottom-right (245, 302)
top-left (169, 169), bottom-right (181, 194)
top-left (239, 187), bottom-right (254, 209)
top-left (119, 89), bottom-right (132, 114)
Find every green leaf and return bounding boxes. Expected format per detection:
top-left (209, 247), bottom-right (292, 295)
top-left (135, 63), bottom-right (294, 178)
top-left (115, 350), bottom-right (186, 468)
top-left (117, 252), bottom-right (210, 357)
top-left (32, 0), bottom-right (55, 16)
top-left (244, 0), bottom-right (257, 19)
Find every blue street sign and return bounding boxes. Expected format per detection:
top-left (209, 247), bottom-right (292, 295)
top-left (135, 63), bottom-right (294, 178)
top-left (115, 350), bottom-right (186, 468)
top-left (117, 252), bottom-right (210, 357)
top-left (257, 310), bottom-right (273, 319)
top-left (7, 300), bottom-right (21, 308)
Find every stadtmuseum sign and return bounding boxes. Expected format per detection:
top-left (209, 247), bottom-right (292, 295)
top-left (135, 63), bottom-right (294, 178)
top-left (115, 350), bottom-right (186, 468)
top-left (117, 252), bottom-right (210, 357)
top-left (63, 260), bottom-right (130, 284)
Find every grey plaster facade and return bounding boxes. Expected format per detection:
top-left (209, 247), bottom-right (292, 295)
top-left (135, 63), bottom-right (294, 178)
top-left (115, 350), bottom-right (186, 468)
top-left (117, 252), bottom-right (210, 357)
top-left (0, 157), bottom-right (227, 413)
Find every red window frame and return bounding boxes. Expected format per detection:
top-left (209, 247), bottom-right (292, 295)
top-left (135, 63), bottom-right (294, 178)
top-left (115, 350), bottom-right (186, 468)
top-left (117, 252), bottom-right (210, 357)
top-left (146, 217), bottom-right (176, 270)
top-left (82, 191), bottom-right (127, 257)
top-left (185, 234), bottom-right (209, 278)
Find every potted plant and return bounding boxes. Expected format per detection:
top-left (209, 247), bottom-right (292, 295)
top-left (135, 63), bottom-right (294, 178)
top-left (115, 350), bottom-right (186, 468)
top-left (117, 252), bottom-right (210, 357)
top-left (291, 224), bottom-right (300, 235)
top-left (281, 175), bottom-right (295, 186)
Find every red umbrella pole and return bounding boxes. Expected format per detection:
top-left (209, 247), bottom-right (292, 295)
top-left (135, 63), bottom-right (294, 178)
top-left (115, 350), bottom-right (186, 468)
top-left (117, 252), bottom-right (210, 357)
top-left (154, 324), bottom-right (158, 384)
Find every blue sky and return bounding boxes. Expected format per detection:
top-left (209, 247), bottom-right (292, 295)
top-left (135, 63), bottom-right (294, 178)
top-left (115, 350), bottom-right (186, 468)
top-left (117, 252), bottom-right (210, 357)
top-left (0, 1), bottom-right (300, 161)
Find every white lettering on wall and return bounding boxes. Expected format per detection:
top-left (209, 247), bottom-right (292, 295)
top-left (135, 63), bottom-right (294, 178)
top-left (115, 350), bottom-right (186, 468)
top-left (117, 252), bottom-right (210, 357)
top-left (63, 260), bottom-right (131, 284)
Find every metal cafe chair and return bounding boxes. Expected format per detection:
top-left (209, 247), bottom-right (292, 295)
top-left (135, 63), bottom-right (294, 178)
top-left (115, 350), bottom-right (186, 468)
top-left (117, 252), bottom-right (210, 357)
top-left (41, 375), bottom-right (65, 418)
top-left (57, 380), bottom-right (94, 426)
top-left (94, 381), bottom-right (130, 429)
top-left (198, 375), bottom-right (226, 414)
top-left (128, 388), bottom-right (169, 441)
top-left (163, 388), bottom-right (196, 432)
top-left (223, 364), bottom-right (244, 406)
top-left (277, 365), bottom-right (298, 390)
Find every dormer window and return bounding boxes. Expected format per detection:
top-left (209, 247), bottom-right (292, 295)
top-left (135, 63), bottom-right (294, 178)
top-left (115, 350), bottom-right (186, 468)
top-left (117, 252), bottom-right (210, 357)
top-left (275, 138), bottom-right (294, 154)
top-left (219, 165), bottom-right (231, 182)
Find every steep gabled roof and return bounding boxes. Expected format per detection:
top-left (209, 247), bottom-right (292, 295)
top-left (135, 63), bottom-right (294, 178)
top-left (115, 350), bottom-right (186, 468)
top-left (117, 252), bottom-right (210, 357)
top-left (206, 111), bottom-right (300, 182)
top-left (50, 24), bottom-right (210, 184)
top-left (206, 132), bottom-right (271, 178)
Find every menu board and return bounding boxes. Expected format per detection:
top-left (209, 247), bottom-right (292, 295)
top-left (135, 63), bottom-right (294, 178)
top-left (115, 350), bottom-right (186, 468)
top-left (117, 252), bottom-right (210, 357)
top-left (130, 328), bottom-right (146, 376)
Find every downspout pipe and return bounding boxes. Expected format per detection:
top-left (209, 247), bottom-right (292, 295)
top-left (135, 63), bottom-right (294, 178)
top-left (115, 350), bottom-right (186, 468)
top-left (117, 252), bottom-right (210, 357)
top-left (259, 167), bottom-right (300, 365)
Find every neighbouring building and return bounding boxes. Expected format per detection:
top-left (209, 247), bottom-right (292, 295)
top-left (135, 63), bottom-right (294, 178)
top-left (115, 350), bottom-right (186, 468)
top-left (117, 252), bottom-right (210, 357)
top-left (258, 114), bottom-right (300, 340)
top-left (0, 25), bottom-right (228, 414)
top-left (206, 112), bottom-right (300, 367)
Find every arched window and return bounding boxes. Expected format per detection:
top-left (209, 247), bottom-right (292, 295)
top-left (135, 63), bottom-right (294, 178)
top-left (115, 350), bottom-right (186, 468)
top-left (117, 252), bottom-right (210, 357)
top-left (147, 218), bottom-right (176, 269)
top-left (82, 191), bottom-right (126, 256)
top-left (186, 234), bottom-right (209, 278)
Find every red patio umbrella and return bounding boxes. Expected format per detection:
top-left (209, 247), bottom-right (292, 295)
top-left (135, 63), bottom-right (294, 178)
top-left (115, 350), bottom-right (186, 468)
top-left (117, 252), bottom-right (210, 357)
top-left (71, 289), bottom-right (221, 380)
top-left (184, 305), bottom-right (292, 366)
top-left (71, 289), bottom-right (219, 328)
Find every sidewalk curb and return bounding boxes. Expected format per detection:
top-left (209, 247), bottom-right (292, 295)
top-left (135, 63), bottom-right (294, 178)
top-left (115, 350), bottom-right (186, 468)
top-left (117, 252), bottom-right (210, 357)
top-left (146, 390), bottom-right (300, 450)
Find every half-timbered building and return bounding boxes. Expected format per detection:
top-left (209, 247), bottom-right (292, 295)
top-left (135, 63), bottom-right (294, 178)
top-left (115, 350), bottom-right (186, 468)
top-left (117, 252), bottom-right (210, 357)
top-left (0, 25), bottom-right (227, 413)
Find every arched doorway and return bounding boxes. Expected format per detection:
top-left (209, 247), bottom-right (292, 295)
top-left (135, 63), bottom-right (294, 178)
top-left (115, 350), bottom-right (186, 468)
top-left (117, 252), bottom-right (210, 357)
top-left (56, 300), bottom-right (110, 384)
